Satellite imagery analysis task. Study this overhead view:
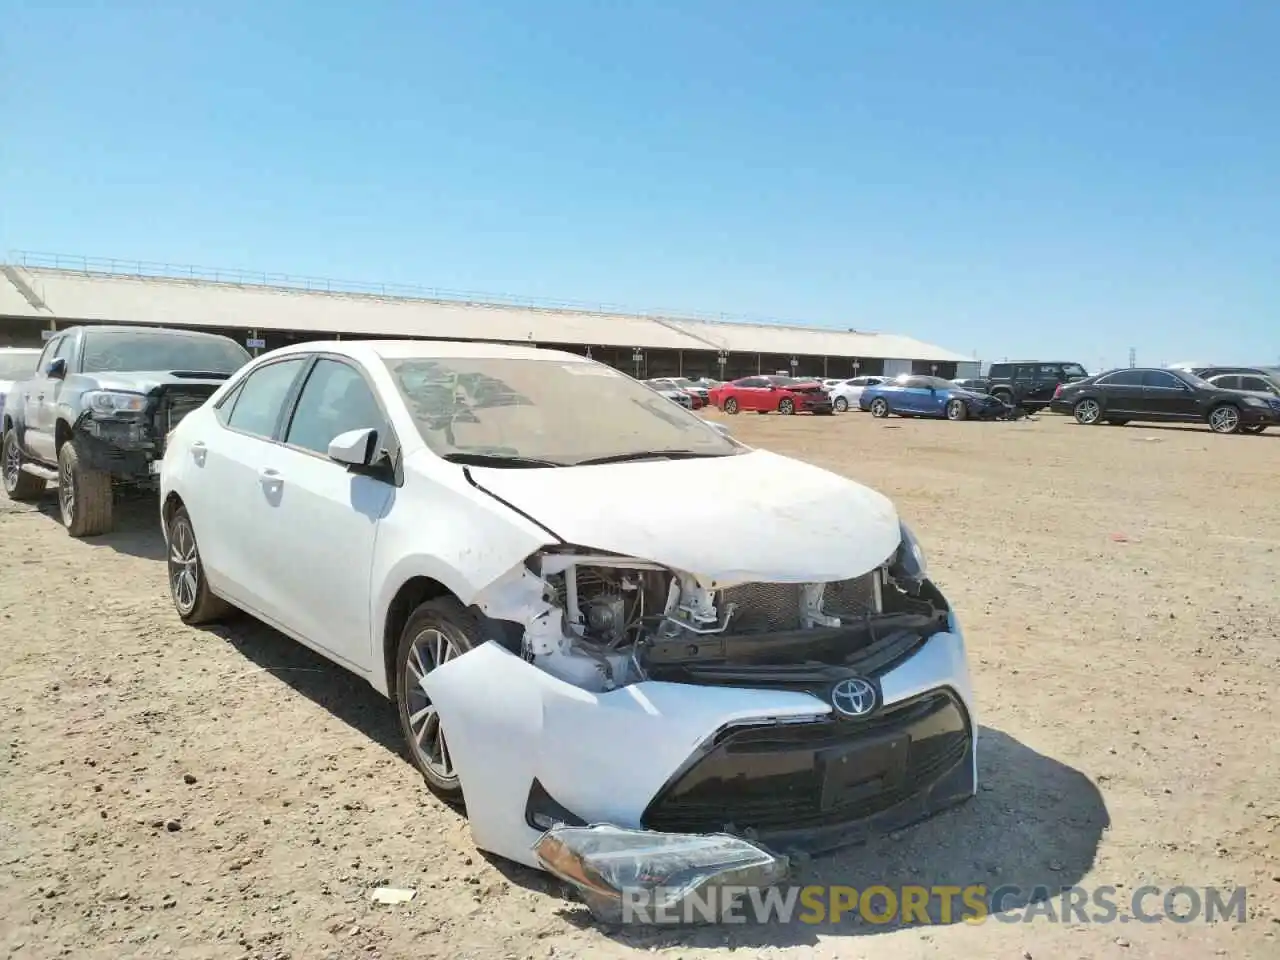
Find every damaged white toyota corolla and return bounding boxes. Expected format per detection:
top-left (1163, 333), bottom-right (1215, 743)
top-left (159, 340), bottom-right (977, 918)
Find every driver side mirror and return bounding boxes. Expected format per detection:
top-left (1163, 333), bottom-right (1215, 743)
top-left (46, 357), bottom-right (66, 379)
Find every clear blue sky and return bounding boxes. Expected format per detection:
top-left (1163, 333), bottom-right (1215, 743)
top-left (3, 1), bottom-right (1276, 370)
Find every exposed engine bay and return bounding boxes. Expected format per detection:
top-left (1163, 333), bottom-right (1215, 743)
top-left (473, 527), bottom-right (950, 696)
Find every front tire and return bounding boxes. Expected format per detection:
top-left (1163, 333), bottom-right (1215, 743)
top-left (1208, 405), bottom-right (1241, 434)
top-left (395, 598), bottom-right (478, 805)
top-left (833, 396), bottom-right (849, 412)
top-left (2, 430), bottom-right (45, 501)
top-left (946, 399), bottom-right (968, 421)
top-left (778, 397), bottom-right (795, 415)
top-left (723, 397), bottom-right (739, 414)
top-left (870, 398), bottom-right (890, 418)
top-left (1073, 398), bottom-right (1101, 425)
top-left (57, 439), bottom-right (114, 537)
top-left (167, 507), bottom-right (233, 624)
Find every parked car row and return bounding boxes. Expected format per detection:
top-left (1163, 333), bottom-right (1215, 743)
top-left (1, 325), bottom-right (978, 914)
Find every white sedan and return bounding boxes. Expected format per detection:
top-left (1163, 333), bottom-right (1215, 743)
top-left (158, 340), bottom-right (977, 908)
top-left (828, 375), bottom-right (886, 412)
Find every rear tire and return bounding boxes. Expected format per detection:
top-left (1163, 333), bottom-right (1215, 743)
top-left (1106, 419), bottom-right (1130, 426)
top-left (57, 439), bottom-right (114, 537)
top-left (723, 397), bottom-right (739, 414)
top-left (870, 398), bottom-right (890, 418)
top-left (395, 598), bottom-right (479, 806)
top-left (2, 430), bottom-right (45, 501)
top-left (1208, 404), bottom-right (1241, 434)
top-left (1073, 398), bottom-right (1101, 425)
top-left (945, 399), bottom-right (968, 421)
top-left (1241, 424), bottom-right (1266, 435)
top-left (166, 506), bottom-right (233, 624)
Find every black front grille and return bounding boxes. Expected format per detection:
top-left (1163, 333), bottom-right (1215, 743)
top-left (642, 689), bottom-right (970, 835)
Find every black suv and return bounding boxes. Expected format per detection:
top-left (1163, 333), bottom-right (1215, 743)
top-left (2, 324), bottom-right (250, 536)
top-left (985, 361), bottom-right (1090, 412)
top-left (1050, 367), bottom-right (1280, 435)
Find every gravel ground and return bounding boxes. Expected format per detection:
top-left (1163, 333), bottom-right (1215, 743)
top-left (1, 411), bottom-right (1277, 960)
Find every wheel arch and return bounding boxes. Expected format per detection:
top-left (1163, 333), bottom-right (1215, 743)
top-left (382, 575), bottom-right (456, 698)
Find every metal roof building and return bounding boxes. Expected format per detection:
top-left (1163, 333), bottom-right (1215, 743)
top-left (0, 257), bottom-right (979, 380)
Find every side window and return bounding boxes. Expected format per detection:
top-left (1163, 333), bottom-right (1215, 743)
top-left (1100, 370), bottom-right (1143, 387)
top-left (1241, 376), bottom-right (1274, 393)
top-left (213, 381), bottom-right (245, 425)
top-left (51, 335), bottom-right (76, 368)
top-left (225, 358), bottom-right (307, 439)
top-left (903, 376), bottom-right (930, 389)
top-left (1142, 371), bottom-right (1183, 389)
top-left (35, 338), bottom-right (58, 371)
top-left (284, 359), bottom-right (387, 456)
top-left (1013, 365), bottom-right (1035, 379)
top-left (1039, 365), bottom-right (1060, 378)
top-left (987, 364), bottom-right (1008, 379)
top-left (1209, 375), bottom-right (1238, 390)
top-left (737, 377), bottom-right (764, 388)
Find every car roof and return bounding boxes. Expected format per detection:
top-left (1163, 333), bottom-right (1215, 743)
top-left (262, 339), bottom-right (592, 365)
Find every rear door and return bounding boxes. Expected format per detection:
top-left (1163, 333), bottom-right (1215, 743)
top-left (188, 356), bottom-right (311, 620)
top-left (735, 377), bottom-right (769, 411)
top-left (1096, 370), bottom-right (1146, 415)
top-left (1011, 364), bottom-right (1036, 403)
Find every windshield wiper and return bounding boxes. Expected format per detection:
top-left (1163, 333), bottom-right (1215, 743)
top-left (573, 449), bottom-right (727, 466)
top-left (442, 452), bottom-right (562, 468)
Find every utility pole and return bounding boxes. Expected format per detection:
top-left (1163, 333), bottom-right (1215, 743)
top-left (1128, 347), bottom-right (1136, 369)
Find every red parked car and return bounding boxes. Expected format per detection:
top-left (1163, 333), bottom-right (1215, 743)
top-left (709, 375), bottom-right (835, 415)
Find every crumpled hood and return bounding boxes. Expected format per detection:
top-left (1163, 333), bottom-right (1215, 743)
top-left (84, 370), bottom-right (232, 394)
top-left (466, 449), bottom-right (902, 584)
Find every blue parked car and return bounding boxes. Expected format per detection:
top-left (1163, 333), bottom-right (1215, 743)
top-left (858, 374), bottom-right (1010, 421)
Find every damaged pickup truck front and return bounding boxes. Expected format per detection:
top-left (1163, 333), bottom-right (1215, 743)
top-left (156, 341), bottom-right (977, 922)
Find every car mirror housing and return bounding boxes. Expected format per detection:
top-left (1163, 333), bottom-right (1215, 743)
top-left (46, 357), bottom-right (67, 379)
top-left (328, 427), bottom-right (378, 467)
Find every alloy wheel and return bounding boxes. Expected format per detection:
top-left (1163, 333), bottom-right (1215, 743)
top-left (1209, 406), bottom-right (1240, 434)
top-left (168, 516), bottom-right (200, 615)
top-left (834, 397), bottom-right (848, 412)
top-left (58, 455), bottom-right (75, 524)
top-left (2, 435), bottom-right (20, 492)
top-left (871, 398), bottom-right (888, 417)
top-left (404, 628), bottom-right (459, 781)
top-left (1075, 399), bottom-right (1100, 425)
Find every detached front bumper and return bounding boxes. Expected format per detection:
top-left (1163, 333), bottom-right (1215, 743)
top-left (423, 616), bottom-right (978, 869)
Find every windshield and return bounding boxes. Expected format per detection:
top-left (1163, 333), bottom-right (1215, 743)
top-left (0, 351), bottom-right (40, 380)
top-left (1177, 370), bottom-right (1215, 388)
top-left (386, 356), bottom-right (741, 466)
top-left (1062, 363), bottom-right (1089, 377)
top-left (81, 330), bottom-right (251, 374)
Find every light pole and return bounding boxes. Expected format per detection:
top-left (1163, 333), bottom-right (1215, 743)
top-left (717, 350), bottom-right (728, 381)
top-left (851, 359), bottom-right (861, 377)
top-left (930, 363), bottom-right (938, 376)
top-left (790, 356), bottom-right (798, 377)
top-left (632, 347), bottom-right (643, 379)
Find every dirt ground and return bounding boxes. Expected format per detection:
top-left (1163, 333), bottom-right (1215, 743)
top-left (2, 411), bottom-right (1278, 960)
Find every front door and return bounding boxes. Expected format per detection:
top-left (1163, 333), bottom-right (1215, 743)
top-left (26, 335), bottom-right (76, 463)
top-left (260, 357), bottom-right (396, 671)
top-left (1141, 370), bottom-right (1198, 420)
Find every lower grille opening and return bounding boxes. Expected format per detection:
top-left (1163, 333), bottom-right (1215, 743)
top-left (641, 689), bottom-right (970, 835)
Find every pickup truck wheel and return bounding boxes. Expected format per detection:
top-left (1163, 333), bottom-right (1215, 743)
top-left (167, 506), bottom-right (232, 624)
top-left (2, 431), bottom-right (45, 501)
top-left (57, 439), bottom-right (114, 537)
top-left (396, 598), bottom-right (478, 806)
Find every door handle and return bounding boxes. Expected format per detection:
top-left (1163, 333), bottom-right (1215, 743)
top-left (191, 441), bottom-right (207, 467)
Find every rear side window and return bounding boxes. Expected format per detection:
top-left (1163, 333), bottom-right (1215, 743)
top-left (1208, 375), bottom-right (1240, 390)
top-left (1240, 376), bottom-right (1275, 393)
top-left (224, 358), bottom-right (307, 439)
top-left (1099, 370), bottom-right (1144, 387)
top-left (737, 377), bottom-right (765, 388)
top-left (987, 364), bottom-right (1009, 379)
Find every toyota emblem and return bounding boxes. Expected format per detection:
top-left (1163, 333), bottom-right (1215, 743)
top-left (830, 677), bottom-right (877, 718)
